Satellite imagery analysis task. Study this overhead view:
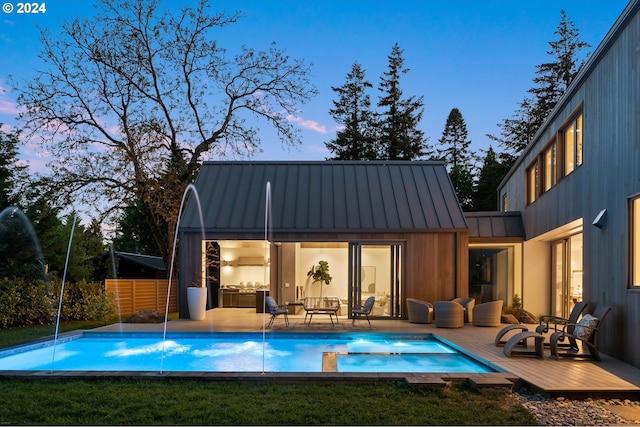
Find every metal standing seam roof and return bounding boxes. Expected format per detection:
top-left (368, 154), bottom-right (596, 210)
top-left (116, 252), bottom-right (166, 271)
top-left (464, 211), bottom-right (524, 240)
top-left (179, 161), bottom-right (468, 234)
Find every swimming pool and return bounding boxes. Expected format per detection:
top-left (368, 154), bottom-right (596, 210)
top-left (0, 332), bottom-right (498, 373)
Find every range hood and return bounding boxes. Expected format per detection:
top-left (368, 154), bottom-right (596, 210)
top-left (236, 256), bottom-right (265, 266)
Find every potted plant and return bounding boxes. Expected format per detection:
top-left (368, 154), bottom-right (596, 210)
top-left (307, 260), bottom-right (332, 301)
top-left (187, 280), bottom-right (207, 320)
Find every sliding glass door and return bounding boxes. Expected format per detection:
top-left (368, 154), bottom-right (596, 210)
top-left (348, 243), bottom-right (403, 319)
top-left (551, 234), bottom-right (583, 318)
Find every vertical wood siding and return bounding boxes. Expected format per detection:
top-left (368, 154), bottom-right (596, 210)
top-left (498, 2), bottom-right (640, 367)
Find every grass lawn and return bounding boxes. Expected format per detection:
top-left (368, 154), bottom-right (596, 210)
top-left (0, 378), bottom-right (537, 425)
top-left (0, 319), bottom-right (538, 425)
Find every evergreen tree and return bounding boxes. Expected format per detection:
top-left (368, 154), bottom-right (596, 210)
top-left (472, 146), bottom-right (514, 211)
top-left (437, 108), bottom-right (473, 168)
top-left (325, 62), bottom-right (377, 160)
top-left (489, 10), bottom-right (589, 156)
top-left (529, 10), bottom-right (590, 125)
top-left (450, 165), bottom-right (475, 211)
top-left (0, 127), bottom-right (28, 210)
top-left (112, 198), bottom-right (163, 257)
top-left (437, 108), bottom-right (475, 210)
top-left (325, 62), bottom-right (378, 160)
top-left (377, 43), bottom-right (429, 160)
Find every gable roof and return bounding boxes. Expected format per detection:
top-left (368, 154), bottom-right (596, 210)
top-left (179, 161), bottom-right (467, 234)
top-left (465, 211), bottom-right (524, 240)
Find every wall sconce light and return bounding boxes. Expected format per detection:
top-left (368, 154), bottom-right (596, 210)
top-left (592, 209), bottom-right (607, 229)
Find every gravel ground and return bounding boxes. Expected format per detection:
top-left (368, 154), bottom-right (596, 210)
top-left (513, 389), bottom-right (640, 426)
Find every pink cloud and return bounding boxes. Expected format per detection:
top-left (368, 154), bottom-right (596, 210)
top-left (286, 114), bottom-right (327, 134)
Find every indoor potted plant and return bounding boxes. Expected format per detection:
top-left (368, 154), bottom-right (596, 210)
top-left (187, 280), bottom-right (207, 320)
top-left (307, 260), bottom-right (332, 302)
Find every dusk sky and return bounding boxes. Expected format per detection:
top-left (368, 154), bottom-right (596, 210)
top-left (0, 0), bottom-right (630, 172)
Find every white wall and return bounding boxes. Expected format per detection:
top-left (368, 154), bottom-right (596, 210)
top-left (522, 240), bottom-right (549, 317)
top-left (296, 246), bottom-right (349, 299)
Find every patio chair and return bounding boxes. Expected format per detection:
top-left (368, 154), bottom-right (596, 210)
top-left (452, 297), bottom-right (475, 323)
top-left (351, 296), bottom-right (375, 327)
top-left (265, 296), bottom-right (289, 327)
top-left (549, 305), bottom-right (611, 361)
top-left (472, 300), bottom-right (503, 327)
top-left (406, 298), bottom-right (434, 324)
top-left (535, 301), bottom-right (588, 349)
top-left (434, 301), bottom-right (464, 328)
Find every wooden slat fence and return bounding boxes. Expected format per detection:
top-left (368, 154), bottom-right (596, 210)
top-left (105, 279), bottom-right (178, 316)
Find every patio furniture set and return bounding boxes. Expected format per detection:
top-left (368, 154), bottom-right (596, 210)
top-left (406, 297), bottom-right (503, 327)
top-left (265, 296), bottom-right (375, 328)
top-left (405, 297), bottom-right (611, 362)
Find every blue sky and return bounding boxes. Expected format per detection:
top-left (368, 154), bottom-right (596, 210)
top-left (0, 0), bottom-right (630, 170)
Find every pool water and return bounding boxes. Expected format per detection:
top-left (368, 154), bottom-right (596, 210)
top-left (0, 332), bottom-right (496, 373)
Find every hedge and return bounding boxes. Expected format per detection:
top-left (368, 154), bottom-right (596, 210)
top-left (0, 278), bottom-right (116, 328)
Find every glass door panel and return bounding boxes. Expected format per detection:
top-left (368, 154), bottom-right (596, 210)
top-left (349, 243), bottom-right (403, 319)
top-left (551, 234), bottom-right (583, 318)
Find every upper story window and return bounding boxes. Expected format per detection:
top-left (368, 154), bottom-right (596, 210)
top-left (526, 161), bottom-right (538, 205)
top-left (542, 139), bottom-right (557, 192)
top-left (562, 113), bottom-right (583, 176)
top-left (629, 195), bottom-right (640, 288)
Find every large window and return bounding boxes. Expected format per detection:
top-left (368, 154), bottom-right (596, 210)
top-left (542, 140), bottom-right (557, 192)
top-left (526, 161), bottom-right (538, 205)
top-left (630, 196), bottom-right (640, 288)
top-left (563, 113), bottom-right (583, 175)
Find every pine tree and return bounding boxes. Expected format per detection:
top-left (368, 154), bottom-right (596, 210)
top-left (529, 10), bottom-right (590, 124)
top-left (438, 108), bottom-right (473, 169)
top-left (489, 10), bottom-right (590, 156)
top-left (377, 43), bottom-right (429, 160)
top-left (0, 127), bottom-right (28, 210)
top-left (437, 108), bottom-right (475, 210)
top-left (472, 146), bottom-right (514, 211)
top-left (325, 62), bottom-right (377, 160)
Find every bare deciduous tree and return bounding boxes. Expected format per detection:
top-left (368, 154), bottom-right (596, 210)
top-left (13, 0), bottom-right (317, 264)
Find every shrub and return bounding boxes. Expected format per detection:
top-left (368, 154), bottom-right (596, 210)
top-left (0, 278), bottom-right (52, 328)
top-left (0, 278), bottom-right (116, 328)
top-left (51, 280), bottom-right (116, 322)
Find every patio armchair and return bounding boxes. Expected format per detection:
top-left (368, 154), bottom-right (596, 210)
top-left (406, 298), bottom-right (434, 324)
top-left (472, 300), bottom-right (503, 327)
top-left (536, 301), bottom-right (588, 349)
top-left (452, 297), bottom-right (475, 323)
top-left (265, 296), bottom-right (289, 327)
top-left (434, 301), bottom-right (464, 328)
top-left (351, 296), bottom-right (375, 327)
top-left (549, 305), bottom-right (611, 361)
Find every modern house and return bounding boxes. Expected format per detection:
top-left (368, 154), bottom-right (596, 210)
top-left (177, 0), bottom-right (640, 369)
top-left (178, 161), bottom-right (469, 320)
top-left (498, 0), bottom-right (640, 367)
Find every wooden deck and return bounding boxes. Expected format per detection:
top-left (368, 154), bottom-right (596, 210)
top-left (70, 308), bottom-right (640, 398)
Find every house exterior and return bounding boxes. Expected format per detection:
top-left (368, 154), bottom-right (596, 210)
top-left (498, 0), bottom-right (640, 367)
top-left (178, 161), bottom-right (469, 321)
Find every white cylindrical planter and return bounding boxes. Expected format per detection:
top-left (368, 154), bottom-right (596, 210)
top-left (187, 287), bottom-right (207, 320)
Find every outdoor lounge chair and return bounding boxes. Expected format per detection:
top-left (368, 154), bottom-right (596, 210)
top-left (536, 301), bottom-right (588, 349)
top-left (452, 297), bottom-right (475, 323)
top-left (472, 300), bottom-right (503, 327)
top-left (265, 296), bottom-right (289, 327)
top-left (549, 305), bottom-right (611, 361)
top-left (406, 298), bottom-right (434, 324)
top-left (351, 296), bottom-right (375, 327)
top-left (434, 301), bottom-right (464, 328)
